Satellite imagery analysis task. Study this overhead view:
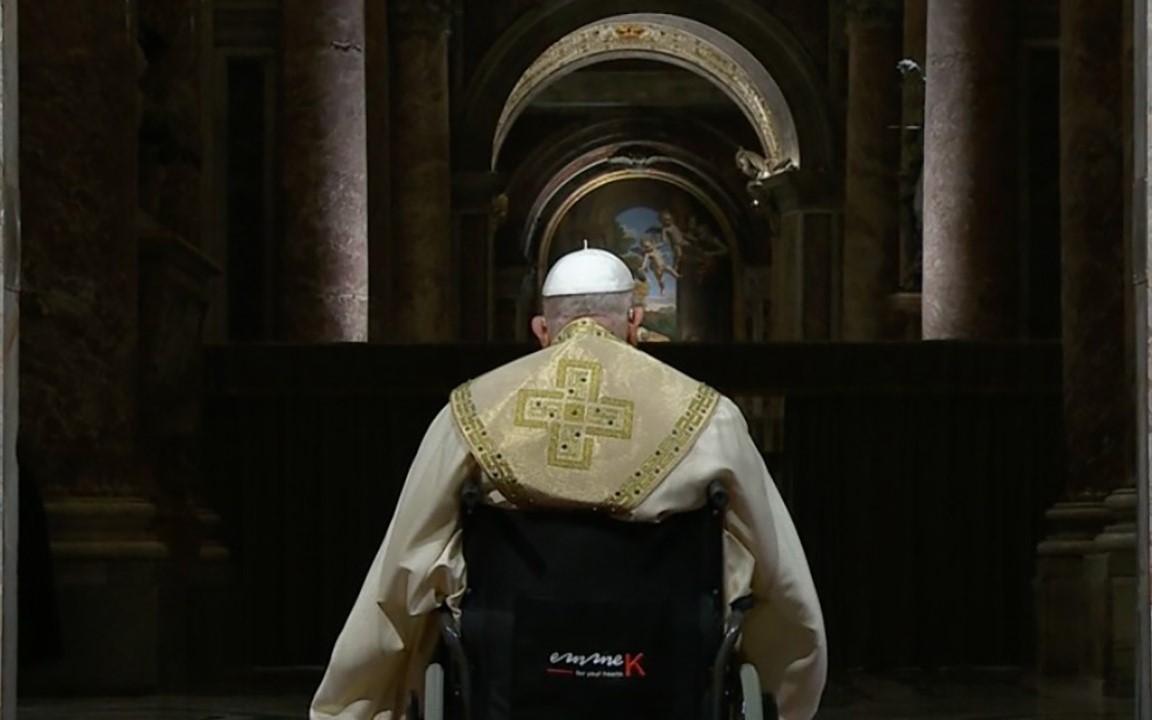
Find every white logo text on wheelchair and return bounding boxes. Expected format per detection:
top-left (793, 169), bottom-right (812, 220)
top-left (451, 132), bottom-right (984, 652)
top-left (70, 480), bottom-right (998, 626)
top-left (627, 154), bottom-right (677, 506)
top-left (545, 651), bottom-right (647, 679)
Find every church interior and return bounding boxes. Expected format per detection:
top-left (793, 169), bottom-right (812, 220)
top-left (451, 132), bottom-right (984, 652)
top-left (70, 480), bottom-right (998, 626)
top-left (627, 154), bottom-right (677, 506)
top-left (6, 0), bottom-right (1152, 717)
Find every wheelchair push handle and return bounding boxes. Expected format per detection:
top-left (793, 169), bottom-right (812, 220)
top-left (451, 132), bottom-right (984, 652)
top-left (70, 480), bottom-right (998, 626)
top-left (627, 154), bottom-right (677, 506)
top-left (707, 480), bottom-right (728, 512)
top-left (460, 480), bottom-right (483, 513)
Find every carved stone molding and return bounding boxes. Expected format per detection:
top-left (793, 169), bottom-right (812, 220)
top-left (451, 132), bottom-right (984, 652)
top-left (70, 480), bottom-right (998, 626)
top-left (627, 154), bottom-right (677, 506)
top-left (493, 18), bottom-right (795, 170)
top-left (1037, 500), bottom-right (1113, 557)
top-left (389, 0), bottom-right (454, 35)
top-left (45, 497), bottom-right (169, 562)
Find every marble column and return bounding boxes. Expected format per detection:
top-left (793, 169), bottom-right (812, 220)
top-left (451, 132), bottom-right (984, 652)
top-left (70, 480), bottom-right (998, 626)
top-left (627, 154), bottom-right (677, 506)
top-left (1135, 0), bottom-right (1152, 708)
top-left (494, 265), bottom-right (534, 343)
top-left (138, 0), bottom-right (202, 246)
top-left (454, 174), bottom-right (504, 342)
top-left (1060, 0), bottom-right (1127, 502)
top-left (19, 0), bottom-right (139, 499)
top-left (744, 266), bottom-right (772, 341)
top-left (1070, 0), bottom-right (1136, 693)
top-left (279, 0), bottom-right (368, 342)
top-left (0, 0), bottom-right (17, 710)
top-left (772, 209), bottom-right (838, 342)
top-left (137, 0), bottom-right (234, 685)
top-left (841, 0), bottom-right (902, 341)
top-left (137, 213), bottom-right (233, 686)
top-left (921, 0), bottom-right (1019, 339)
top-left (749, 169), bottom-right (839, 342)
top-left (366, 0), bottom-right (391, 341)
top-left (19, 0), bottom-right (169, 693)
top-left (388, 0), bottom-right (456, 342)
top-left (1037, 0), bottom-right (1131, 686)
top-left (800, 211), bottom-right (837, 341)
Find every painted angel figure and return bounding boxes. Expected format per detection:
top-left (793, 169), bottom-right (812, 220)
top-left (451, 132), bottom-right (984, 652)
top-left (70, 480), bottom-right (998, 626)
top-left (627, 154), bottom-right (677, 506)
top-left (638, 236), bottom-right (679, 293)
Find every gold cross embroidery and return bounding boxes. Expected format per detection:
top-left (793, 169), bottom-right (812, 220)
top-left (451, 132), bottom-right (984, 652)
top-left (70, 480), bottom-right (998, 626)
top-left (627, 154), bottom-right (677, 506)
top-left (514, 358), bottom-right (634, 470)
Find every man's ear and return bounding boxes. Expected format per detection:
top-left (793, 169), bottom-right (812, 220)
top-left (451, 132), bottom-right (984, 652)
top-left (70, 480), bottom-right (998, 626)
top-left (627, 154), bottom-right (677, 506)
top-left (629, 306), bottom-right (644, 329)
top-left (627, 306), bottom-right (644, 344)
top-left (530, 315), bottom-right (550, 347)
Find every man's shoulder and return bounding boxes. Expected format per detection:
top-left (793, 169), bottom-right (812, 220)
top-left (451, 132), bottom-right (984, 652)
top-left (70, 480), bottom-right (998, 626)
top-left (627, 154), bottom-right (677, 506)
top-left (449, 345), bottom-right (547, 397)
top-left (698, 390), bottom-right (745, 430)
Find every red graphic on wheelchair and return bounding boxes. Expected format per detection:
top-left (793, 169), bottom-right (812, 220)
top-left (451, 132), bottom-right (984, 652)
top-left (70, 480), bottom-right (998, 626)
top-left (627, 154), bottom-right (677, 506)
top-left (546, 651), bottom-right (646, 678)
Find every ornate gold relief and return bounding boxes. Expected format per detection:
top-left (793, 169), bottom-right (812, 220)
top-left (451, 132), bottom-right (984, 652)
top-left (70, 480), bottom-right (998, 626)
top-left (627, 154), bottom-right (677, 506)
top-left (492, 19), bottom-right (788, 170)
top-left (613, 23), bottom-right (649, 41)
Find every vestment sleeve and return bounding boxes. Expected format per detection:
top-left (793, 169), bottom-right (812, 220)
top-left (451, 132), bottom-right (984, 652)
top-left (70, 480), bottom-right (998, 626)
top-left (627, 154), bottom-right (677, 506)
top-left (712, 399), bottom-right (827, 720)
top-left (310, 405), bottom-right (472, 720)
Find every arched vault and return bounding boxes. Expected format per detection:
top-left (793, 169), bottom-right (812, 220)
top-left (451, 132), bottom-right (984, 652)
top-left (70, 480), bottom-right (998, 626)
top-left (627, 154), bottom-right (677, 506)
top-left (490, 13), bottom-right (801, 172)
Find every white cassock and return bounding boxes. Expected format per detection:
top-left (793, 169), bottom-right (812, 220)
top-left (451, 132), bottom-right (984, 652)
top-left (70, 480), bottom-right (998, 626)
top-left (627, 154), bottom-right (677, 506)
top-left (310, 318), bottom-right (827, 720)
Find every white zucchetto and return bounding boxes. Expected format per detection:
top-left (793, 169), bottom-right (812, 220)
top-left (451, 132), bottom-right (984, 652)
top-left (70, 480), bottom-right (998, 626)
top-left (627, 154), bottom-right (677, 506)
top-left (541, 241), bottom-right (636, 297)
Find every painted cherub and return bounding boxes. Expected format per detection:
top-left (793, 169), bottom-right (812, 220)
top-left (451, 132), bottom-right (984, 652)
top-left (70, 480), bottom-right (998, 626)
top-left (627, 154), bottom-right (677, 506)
top-left (639, 236), bottom-right (679, 293)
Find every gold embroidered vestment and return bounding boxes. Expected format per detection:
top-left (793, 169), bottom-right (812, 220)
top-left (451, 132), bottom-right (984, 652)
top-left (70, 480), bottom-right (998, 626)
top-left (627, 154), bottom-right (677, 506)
top-left (449, 319), bottom-right (719, 513)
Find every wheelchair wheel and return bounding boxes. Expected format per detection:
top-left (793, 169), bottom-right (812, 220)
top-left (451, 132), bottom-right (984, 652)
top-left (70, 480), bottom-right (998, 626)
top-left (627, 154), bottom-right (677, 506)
top-left (737, 664), bottom-right (764, 720)
top-left (423, 663), bottom-right (446, 720)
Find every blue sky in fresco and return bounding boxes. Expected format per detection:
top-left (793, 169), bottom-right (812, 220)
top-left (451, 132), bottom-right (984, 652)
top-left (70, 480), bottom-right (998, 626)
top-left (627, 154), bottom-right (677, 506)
top-left (616, 206), bottom-right (677, 309)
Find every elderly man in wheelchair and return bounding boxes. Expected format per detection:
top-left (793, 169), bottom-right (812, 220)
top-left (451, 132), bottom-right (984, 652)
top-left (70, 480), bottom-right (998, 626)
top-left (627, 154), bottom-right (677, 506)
top-left (310, 246), bottom-right (827, 720)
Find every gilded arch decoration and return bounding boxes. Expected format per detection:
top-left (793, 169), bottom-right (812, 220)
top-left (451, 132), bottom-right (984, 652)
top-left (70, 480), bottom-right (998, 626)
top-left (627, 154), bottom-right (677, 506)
top-left (490, 13), bottom-right (802, 171)
top-left (523, 150), bottom-right (748, 261)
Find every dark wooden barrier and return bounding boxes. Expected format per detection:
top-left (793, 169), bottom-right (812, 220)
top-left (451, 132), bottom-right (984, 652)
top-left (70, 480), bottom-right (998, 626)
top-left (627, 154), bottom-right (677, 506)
top-left (203, 341), bottom-right (1063, 671)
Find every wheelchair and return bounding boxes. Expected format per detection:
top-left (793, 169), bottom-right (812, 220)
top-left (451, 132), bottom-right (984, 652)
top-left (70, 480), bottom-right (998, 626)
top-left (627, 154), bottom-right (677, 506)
top-left (412, 478), bottom-right (776, 720)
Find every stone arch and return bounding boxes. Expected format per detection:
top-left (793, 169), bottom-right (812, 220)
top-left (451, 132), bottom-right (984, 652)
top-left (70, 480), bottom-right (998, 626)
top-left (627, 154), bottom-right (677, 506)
top-left (457, 0), bottom-right (835, 175)
top-left (491, 14), bottom-right (798, 170)
top-left (532, 164), bottom-right (743, 275)
top-left (521, 145), bottom-right (753, 267)
top-left (499, 116), bottom-right (762, 261)
top-left (496, 119), bottom-right (764, 342)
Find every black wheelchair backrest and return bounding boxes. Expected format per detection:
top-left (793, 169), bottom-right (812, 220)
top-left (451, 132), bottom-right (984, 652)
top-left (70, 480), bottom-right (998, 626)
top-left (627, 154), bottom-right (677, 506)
top-left (454, 480), bottom-right (729, 720)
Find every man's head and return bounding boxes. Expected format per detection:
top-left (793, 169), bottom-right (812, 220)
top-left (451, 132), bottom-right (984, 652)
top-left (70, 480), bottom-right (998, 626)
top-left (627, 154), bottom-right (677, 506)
top-left (531, 244), bottom-right (644, 347)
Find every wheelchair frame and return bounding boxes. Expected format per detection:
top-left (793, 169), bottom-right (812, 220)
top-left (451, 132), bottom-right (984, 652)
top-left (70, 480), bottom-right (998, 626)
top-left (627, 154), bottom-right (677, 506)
top-left (416, 479), bottom-right (772, 720)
